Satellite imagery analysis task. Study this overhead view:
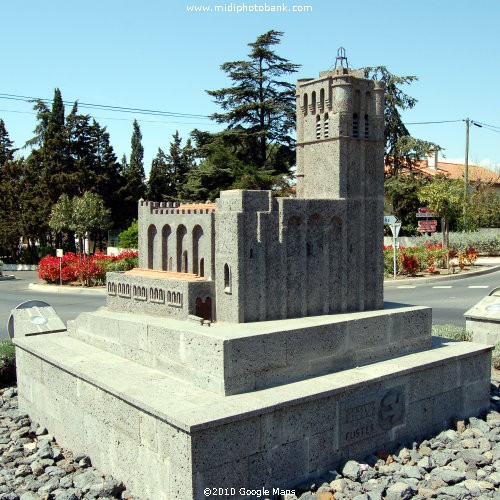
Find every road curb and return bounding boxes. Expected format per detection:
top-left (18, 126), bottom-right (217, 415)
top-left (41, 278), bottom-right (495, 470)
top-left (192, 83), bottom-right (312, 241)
top-left (28, 283), bottom-right (106, 295)
top-left (384, 264), bottom-right (500, 287)
top-left (0, 276), bottom-right (16, 281)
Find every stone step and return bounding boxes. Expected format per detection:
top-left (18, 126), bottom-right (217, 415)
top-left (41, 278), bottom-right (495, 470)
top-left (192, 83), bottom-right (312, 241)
top-left (67, 304), bottom-right (434, 396)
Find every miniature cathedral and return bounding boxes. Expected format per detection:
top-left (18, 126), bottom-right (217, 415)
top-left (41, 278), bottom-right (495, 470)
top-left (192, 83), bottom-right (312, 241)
top-left (106, 64), bottom-right (386, 324)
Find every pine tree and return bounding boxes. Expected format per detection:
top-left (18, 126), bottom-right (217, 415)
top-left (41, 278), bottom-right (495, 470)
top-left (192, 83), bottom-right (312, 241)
top-left (0, 119), bottom-right (15, 167)
top-left (207, 30), bottom-right (299, 178)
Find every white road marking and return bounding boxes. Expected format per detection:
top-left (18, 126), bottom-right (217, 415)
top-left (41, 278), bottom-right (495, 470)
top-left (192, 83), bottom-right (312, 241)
top-left (468, 285), bottom-right (489, 289)
top-left (398, 286), bottom-right (416, 289)
top-left (433, 286), bottom-right (453, 289)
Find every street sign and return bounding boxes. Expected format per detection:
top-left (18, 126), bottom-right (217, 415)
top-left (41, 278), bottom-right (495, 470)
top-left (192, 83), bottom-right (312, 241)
top-left (418, 220), bottom-right (437, 229)
top-left (416, 207), bottom-right (435, 218)
top-left (417, 219), bottom-right (437, 233)
top-left (389, 222), bottom-right (401, 238)
top-left (384, 215), bottom-right (397, 225)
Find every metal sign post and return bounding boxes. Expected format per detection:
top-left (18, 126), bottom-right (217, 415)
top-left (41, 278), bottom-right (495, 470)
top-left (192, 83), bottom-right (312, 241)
top-left (384, 216), bottom-right (401, 279)
top-left (390, 222), bottom-right (401, 279)
top-left (56, 249), bottom-right (63, 286)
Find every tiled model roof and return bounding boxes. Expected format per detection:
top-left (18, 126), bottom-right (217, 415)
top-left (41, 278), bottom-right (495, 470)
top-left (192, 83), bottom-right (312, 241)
top-left (178, 202), bottom-right (217, 210)
top-left (125, 268), bottom-right (207, 281)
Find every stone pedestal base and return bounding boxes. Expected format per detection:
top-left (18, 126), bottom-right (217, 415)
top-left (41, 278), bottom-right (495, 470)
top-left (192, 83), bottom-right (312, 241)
top-left (15, 334), bottom-right (491, 500)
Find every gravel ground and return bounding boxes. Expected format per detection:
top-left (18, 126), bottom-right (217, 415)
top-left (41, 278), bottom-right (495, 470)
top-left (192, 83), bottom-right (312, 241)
top-left (291, 378), bottom-right (500, 500)
top-left (1, 382), bottom-right (499, 500)
top-left (0, 387), bottom-right (138, 500)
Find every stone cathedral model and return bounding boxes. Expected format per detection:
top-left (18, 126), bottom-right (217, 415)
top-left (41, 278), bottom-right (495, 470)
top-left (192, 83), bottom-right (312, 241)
top-left (107, 64), bottom-right (385, 324)
top-left (14, 61), bottom-right (492, 500)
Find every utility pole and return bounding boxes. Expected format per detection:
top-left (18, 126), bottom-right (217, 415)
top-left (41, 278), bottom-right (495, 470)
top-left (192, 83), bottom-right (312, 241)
top-left (463, 118), bottom-right (470, 232)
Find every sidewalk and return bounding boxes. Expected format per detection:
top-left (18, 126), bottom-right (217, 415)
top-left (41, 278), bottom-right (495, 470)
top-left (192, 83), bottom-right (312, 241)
top-left (28, 282), bottom-right (106, 295)
top-left (384, 256), bottom-right (500, 287)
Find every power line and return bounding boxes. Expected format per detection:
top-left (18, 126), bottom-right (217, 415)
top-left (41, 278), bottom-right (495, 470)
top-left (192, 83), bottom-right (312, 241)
top-left (473, 120), bottom-right (500, 131)
top-left (0, 108), bottom-right (217, 127)
top-left (0, 93), bottom-right (211, 120)
top-left (404, 119), bottom-right (463, 125)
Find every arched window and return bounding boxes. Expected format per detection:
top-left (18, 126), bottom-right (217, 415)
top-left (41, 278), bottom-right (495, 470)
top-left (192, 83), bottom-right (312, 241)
top-left (161, 225), bottom-right (171, 271)
top-left (192, 225), bottom-right (203, 274)
top-left (199, 258), bottom-right (205, 277)
top-left (316, 115), bottom-right (321, 139)
top-left (311, 91), bottom-right (316, 114)
top-left (319, 88), bottom-right (325, 111)
top-left (324, 113), bottom-right (329, 138)
top-left (147, 224), bottom-right (157, 269)
top-left (303, 93), bottom-right (308, 115)
top-left (176, 225), bottom-right (187, 272)
top-left (224, 263), bottom-right (231, 292)
top-left (364, 114), bottom-right (369, 138)
top-left (352, 113), bottom-right (359, 138)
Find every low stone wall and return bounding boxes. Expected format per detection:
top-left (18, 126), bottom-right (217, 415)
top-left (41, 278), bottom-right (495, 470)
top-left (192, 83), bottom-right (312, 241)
top-left (2, 264), bottom-right (38, 271)
top-left (106, 272), bottom-right (214, 321)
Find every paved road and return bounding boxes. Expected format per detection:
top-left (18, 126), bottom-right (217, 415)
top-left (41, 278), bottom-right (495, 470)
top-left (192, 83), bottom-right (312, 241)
top-left (0, 272), bottom-right (106, 340)
top-left (1, 268), bottom-right (498, 340)
top-left (384, 268), bottom-right (500, 326)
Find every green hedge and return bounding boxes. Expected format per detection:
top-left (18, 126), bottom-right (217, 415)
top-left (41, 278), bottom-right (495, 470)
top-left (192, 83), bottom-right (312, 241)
top-left (423, 232), bottom-right (499, 256)
top-left (0, 340), bottom-right (16, 387)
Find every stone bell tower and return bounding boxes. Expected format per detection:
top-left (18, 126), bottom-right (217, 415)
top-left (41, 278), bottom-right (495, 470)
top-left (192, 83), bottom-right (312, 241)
top-left (295, 48), bottom-right (385, 200)
top-left (295, 49), bottom-right (386, 310)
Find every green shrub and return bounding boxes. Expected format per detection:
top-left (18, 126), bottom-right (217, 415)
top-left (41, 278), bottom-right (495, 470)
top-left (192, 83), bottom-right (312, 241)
top-left (118, 220), bottom-right (139, 249)
top-left (432, 324), bottom-right (472, 342)
top-left (0, 340), bottom-right (16, 387)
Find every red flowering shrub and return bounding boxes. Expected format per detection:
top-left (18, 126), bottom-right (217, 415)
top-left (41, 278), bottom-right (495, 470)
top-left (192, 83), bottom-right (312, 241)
top-left (115, 249), bottom-right (139, 260)
top-left (465, 246), bottom-right (478, 266)
top-left (38, 250), bottom-right (139, 286)
top-left (400, 253), bottom-right (419, 276)
top-left (60, 264), bottom-right (78, 282)
top-left (74, 258), bottom-right (106, 287)
top-left (38, 255), bottom-right (62, 283)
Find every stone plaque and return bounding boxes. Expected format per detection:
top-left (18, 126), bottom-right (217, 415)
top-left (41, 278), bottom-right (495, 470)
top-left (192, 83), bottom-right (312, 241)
top-left (340, 386), bottom-right (406, 447)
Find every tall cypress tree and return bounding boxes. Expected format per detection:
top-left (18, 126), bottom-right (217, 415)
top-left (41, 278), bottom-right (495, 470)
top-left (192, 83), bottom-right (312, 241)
top-left (0, 119), bottom-right (15, 168)
top-left (118, 121), bottom-right (146, 225)
top-left (126, 120), bottom-right (146, 200)
top-left (148, 148), bottom-right (173, 201)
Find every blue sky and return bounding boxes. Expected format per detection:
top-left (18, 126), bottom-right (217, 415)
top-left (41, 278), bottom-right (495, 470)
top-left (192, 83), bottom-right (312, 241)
top-left (2, 0), bottom-right (499, 173)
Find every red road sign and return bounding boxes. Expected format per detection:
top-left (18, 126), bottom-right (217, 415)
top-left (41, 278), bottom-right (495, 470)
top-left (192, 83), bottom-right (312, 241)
top-left (418, 220), bottom-right (437, 228)
top-left (416, 207), bottom-right (435, 218)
